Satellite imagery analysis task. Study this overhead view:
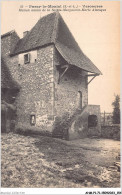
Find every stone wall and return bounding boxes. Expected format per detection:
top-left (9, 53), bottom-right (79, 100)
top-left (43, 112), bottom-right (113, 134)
top-left (101, 125), bottom-right (120, 140)
top-left (16, 46), bottom-right (54, 131)
top-left (2, 35), bottom-right (55, 132)
top-left (53, 48), bottom-right (88, 117)
top-left (2, 36), bottom-right (101, 138)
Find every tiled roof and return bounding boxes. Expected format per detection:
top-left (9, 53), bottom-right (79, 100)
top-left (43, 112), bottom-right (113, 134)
top-left (1, 57), bottom-right (20, 89)
top-left (10, 12), bottom-right (102, 75)
top-left (11, 13), bottom-right (56, 55)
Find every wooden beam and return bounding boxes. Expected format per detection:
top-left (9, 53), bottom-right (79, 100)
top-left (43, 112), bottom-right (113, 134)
top-left (61, 65), bottom-right (69, 69)
top-left (87, 76), bottom-right (96, 85)
top-left (86, 73), bottom-right (98, 77)
top-left (58, 65), bottom-right (69, 84)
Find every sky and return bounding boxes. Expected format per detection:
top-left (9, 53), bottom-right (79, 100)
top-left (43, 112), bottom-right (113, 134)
top-left (1, 1), bottom-right (120, 112)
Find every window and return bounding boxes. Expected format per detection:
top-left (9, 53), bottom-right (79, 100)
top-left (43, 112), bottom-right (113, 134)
top-left (24, 53), bottom-right (30, 64)
top-left (88, 115), bottom-right (98, 127)
top-left (30, 114), bottom-right (36, 126)
top-left (77, 91), bottom-right (82, 109)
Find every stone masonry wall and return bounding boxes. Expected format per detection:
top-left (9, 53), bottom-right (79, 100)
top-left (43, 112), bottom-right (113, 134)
top-left (53, 48), bottom-right (88, 117)
top-left (2, 36), bottom-right (89, 135)
top-left (16, 46), bottom-right (54, 131)
top-left (2, 35), bottom-right (55, 132)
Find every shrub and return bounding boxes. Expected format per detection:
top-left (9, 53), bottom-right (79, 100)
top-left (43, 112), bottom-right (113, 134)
top-left (52, 112), bottom-right (71, 140)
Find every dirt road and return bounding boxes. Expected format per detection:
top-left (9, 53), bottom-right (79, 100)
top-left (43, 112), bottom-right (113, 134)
top-left (1, 133), bottom-right (120, 188)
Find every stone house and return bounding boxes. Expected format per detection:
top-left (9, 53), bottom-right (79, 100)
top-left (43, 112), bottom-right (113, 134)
top-left (1, 12), bottom-right (102, 139)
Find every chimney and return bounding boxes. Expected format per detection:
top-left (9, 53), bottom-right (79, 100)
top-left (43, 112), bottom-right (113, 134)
top-left (23, 31), bottom-right (29, 37)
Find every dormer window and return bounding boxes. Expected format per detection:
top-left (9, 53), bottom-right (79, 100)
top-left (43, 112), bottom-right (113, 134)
top-left (24, 53), bottom-right (30, 64)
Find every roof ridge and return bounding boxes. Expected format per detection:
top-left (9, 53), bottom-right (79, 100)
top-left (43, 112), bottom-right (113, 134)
top-left (54, 13), bottom-right (84, 55)
top-left (51, 12), bottom-right (60, 43)
top-left (22, 12), bottom-right (57, 40)
top-left (13, 14), bottom-right (44, 52)
top-left (13, 12), bottom-right (57, 53)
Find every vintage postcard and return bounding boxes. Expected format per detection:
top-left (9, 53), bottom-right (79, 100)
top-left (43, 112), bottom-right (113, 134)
top-left (1, 0), bottom-right (121, 194)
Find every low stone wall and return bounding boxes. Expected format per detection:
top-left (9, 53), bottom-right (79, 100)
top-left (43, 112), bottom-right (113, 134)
top-left (101, 124), bottom-right (120, 140)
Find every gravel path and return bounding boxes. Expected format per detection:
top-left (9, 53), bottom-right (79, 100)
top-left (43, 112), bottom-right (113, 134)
top-left (1, 133), bottom-right (120, 188)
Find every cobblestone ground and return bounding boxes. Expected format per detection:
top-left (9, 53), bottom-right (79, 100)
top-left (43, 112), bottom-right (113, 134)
top-left (1, 133), bottom-right (120, 188)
